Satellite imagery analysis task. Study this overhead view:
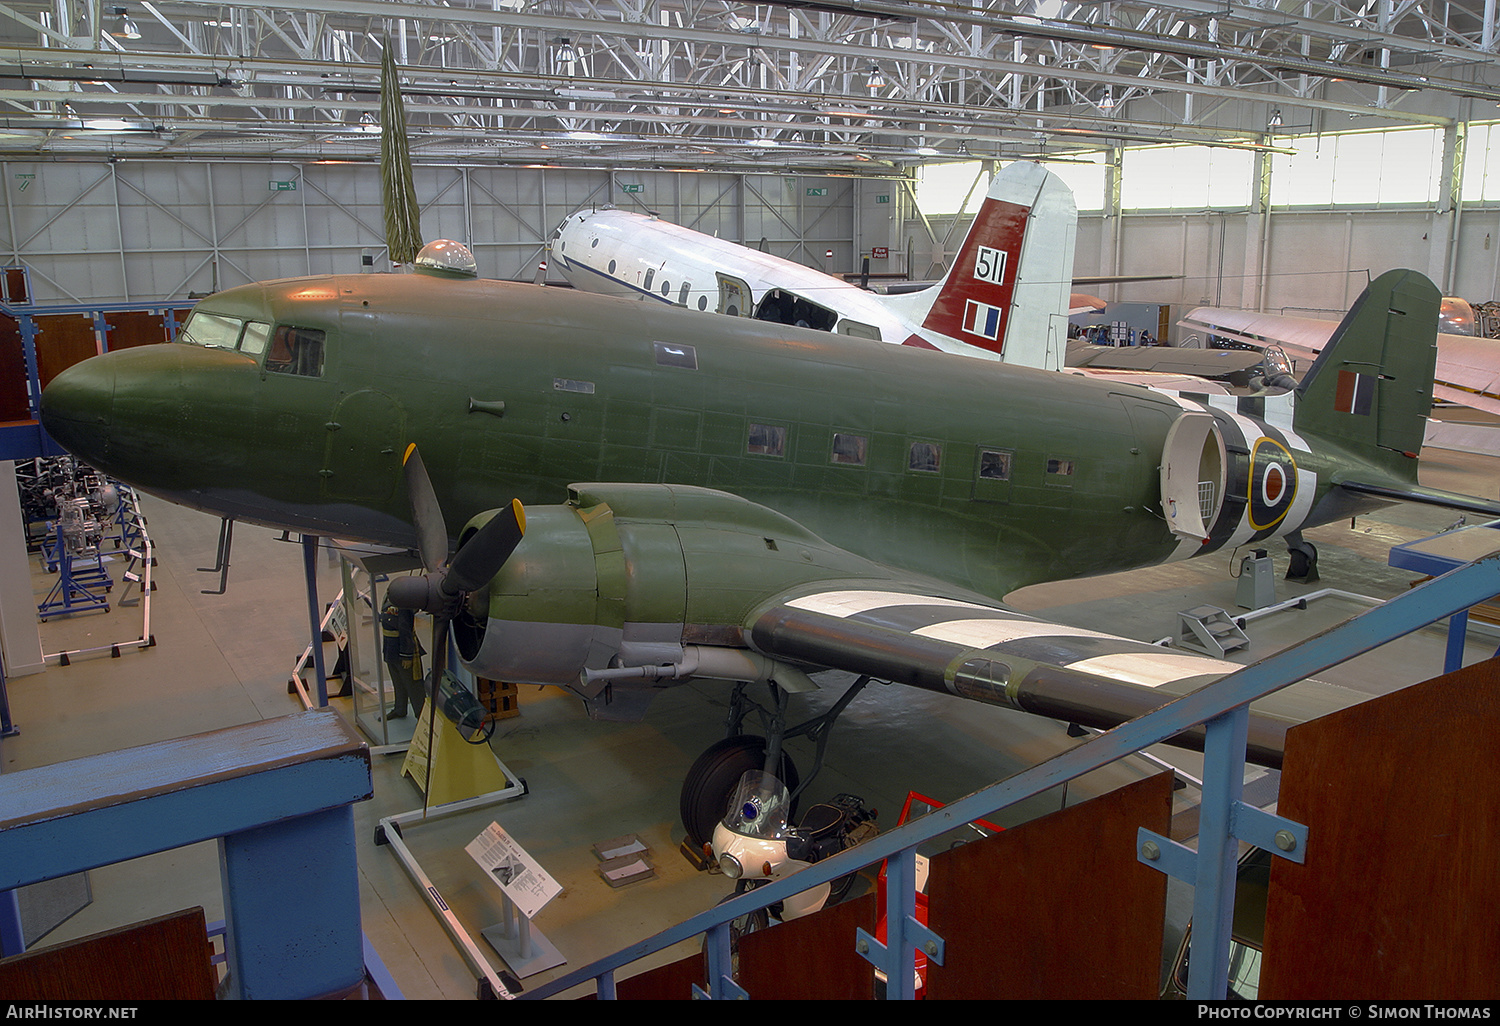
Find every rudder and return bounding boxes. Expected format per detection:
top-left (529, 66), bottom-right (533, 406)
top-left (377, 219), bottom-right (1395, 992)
top-left (883, 161), bottom-right (1077, 368)
top-left (1294, 269), bottom-right (1438, 472)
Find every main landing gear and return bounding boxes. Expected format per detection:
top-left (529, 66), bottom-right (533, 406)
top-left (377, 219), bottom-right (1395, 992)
top-left (1285, 530), bottom-right (1319, 583)
top-left (678, 673), bottom-right (874, 848)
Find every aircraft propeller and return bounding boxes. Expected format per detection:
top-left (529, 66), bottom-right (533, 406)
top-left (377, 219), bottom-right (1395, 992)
top-left (387, 443), bottom-right (525, 813)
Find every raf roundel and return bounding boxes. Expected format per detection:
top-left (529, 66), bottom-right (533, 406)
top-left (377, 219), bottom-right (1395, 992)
top-left (1247, 437), bottom-right (1298, 532)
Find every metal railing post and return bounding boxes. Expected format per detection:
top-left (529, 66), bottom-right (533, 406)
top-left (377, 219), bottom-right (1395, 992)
top-left (1187, 705), bottom-right (1251, 1000)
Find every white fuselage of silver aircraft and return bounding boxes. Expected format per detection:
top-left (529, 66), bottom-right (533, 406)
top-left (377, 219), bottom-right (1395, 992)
top-left (550, 160), bottom-right (1080, 372)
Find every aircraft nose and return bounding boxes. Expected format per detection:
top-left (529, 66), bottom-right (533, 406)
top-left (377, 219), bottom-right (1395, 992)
top-left (40, 355), bottom-right (117, 461)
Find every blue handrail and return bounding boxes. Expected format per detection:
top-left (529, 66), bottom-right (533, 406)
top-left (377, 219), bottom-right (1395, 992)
top-left (522, 551), bottom-right (1500, 1000)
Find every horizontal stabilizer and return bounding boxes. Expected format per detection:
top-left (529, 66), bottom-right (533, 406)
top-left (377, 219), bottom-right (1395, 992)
top-left (1336, 481), bottom-right (1500, 520)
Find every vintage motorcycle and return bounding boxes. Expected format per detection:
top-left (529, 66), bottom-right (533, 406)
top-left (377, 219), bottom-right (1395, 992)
top-left (709, 769), bottom-right (879, 935)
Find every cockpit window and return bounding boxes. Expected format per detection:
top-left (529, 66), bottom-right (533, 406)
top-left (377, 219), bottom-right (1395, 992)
top-left (180, 313), bottom-right (275, 358)
top-left (265, 325), bottom-right (325, 377)
top-left (180, 312), bottom-right (243, 350)
top-left (239, 321), bottom-right (271, 356)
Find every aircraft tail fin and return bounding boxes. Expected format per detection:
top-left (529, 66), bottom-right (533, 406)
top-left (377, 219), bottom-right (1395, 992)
top-left (882, 161), bottom-right (1078, 369)
top-left (1293, 269), bottom-right (1439, 475)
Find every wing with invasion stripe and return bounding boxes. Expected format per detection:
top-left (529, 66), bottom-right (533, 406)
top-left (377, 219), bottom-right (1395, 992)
top-left (744, 587), bottom-right (1367, 768)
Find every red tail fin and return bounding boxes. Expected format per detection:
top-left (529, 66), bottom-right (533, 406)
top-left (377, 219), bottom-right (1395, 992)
top-left (918, 197), bottom-right (1032, 356)
top-left (883, 161), bottom-right (1077, 368)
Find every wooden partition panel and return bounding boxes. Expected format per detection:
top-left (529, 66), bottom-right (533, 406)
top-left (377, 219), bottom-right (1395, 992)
top-left (103, 310), bottom-right (171, 350)
top-left (613, 951), bottom-right (706, 1000)
top-left (33, 314), bottom-right (101, 390)
top-left (1261, 658), bottom-right (1500, 998)
top-left (924, 771), bottom-right (1173, 999)
top-left (738, 892), bottom-right (877, 999)
top-left (0, 906), bottom-right (216, 999)
top-left (607, 894), bottom-right (878, 999)
top-left (0, 315), bottom-right (26, 421)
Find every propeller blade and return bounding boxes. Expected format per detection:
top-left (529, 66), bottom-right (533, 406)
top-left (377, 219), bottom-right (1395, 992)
top-left (387, 499), bottom-right (525, 616)
top-left (445, 499), bottom-right (526, 596)
top-left (402, 443), bottom-right (449, 573)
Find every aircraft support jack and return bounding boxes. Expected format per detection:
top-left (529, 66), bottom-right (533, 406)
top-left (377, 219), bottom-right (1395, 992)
top-left (198, 517), bottom-right (233, 595)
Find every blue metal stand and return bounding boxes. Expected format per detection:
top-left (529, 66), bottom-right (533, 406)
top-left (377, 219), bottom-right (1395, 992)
top-left (1388, 519), bottom-right (1500, 672)
top-left (37, 521), bottom-right (111, 620)
top-left (303, 535), bottom-right (329, 708)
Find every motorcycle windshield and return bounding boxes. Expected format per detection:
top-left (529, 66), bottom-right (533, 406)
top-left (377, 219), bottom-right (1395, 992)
top-left (722, 770), bottom-right (793, 840)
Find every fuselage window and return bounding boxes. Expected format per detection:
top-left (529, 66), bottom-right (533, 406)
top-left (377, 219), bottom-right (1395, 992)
top-left (661, 280), bottom-right (671, 296)
top-left (698, 296), bottom-right (708, 311)
top-left (643, 268), bottom-right (655, 291)
top-left (832, 433), bottom-right (867, 466)
top-left (265, 325), bottom-right (326, 377)
top-left (1046, 457), bottom-right (1076, 481)
top-left (608, 259), bottom-right (617, 274)
top-left (679, 282), bottom-right (691, 305)
top-left (179, 311), bottom-right (242, 349)
top-left (748, 423), bottom-right (787, 457)
top-left (654, 342), bottom-right (698, 369)
top-left (909, 442), bottom-right (942, 473)
top-left (979, 450), bottom-right (1012, 481)
top-left (239, 321), bottom-right (271, 357)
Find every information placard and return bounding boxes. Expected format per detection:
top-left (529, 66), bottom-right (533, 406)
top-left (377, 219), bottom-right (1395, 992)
top-left (466, 822), bottom-right (561, 919)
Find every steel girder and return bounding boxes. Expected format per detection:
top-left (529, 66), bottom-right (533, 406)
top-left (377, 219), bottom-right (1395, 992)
top-left (0, 1), bottom-right (1491, 172)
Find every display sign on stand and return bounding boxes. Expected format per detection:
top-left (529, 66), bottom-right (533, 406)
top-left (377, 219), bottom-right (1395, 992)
top-left (467, 822), bottom-right (565, 977)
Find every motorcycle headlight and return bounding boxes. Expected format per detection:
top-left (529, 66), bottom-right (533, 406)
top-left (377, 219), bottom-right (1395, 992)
top-left (718, 853), bottom-right (743, 880)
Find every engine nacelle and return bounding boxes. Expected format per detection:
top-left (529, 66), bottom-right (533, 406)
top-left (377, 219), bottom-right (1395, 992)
top-left (451, 483), bottom-right (893, 695)
top-left (452, 503), bottom-right (619, 685)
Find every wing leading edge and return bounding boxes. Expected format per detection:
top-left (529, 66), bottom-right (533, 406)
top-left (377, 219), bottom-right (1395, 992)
top-left (746, 587), bottom-right (1367, 769)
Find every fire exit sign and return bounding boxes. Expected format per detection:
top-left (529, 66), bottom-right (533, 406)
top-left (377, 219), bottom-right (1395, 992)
top-left (270, 180), bottom-right (297, 191)
top-left (620, 183), bottom-right (643, 193)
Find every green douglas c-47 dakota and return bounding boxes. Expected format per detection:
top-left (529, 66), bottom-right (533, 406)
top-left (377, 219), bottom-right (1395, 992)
top-left (38, 243), bottom-right (1495, 843)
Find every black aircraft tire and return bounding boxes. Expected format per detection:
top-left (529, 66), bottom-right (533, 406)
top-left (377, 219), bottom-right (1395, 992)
top-left (680, 735), bottom-right (799, 849)
top-left (1287, 541), bottom-right (1319, 581)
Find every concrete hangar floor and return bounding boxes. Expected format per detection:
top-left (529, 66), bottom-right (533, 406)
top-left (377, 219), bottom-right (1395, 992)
top-left (5, 428), bottom-right (1498, 1000)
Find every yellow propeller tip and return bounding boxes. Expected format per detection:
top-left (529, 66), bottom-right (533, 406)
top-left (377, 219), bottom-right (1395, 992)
top-left (402, 443), bottom-right (418, 465)
top-left (512, 498), bottom-right (526, 534)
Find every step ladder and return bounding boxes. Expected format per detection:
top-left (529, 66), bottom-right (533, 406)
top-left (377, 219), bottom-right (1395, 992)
top-left (1175, 605), bottom-right (1250, 658)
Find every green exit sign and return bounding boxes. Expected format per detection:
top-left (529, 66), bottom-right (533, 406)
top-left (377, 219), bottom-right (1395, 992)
top-left (806, 187), bottom-right (828, 197)
top-left (620, 183), bottom-right (643, 193)
top-left (270, 180), bottom-right (297, 192)
top-left (876, 194), bottom-right (890, 203)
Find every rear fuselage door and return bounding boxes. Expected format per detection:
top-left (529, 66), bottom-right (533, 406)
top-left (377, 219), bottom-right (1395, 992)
top-left (1159, 411), bottom-right (1226, 543)
top-left (716, 273), bottom-right (752, 317)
